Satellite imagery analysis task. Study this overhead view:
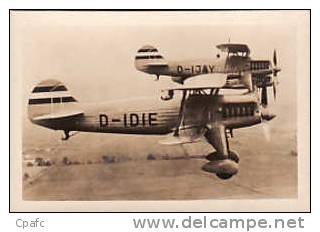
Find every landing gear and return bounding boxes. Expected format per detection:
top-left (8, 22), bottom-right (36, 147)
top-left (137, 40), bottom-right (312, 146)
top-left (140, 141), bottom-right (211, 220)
top-left (202, 159), bottom-right (239, 180)
top-left (216, 172), bottom-right (234, 180)
top-left (215, 130), bottom-right (239, 179)
top-left (206, 150), bottom-right (239, 163)
top-left (203, 127), bottom-right (240, 180)
top-left (228, 150), bottom-right (240, 163)
top-left (215, 153), bottom-right (239, 179)
top-left (216, 173), bottom-right (234, 180)
top-left (216, 165), bottom-right (237, 179)
top-left (174, 90), bottom-right (187, 137)
top-left (204, 150), bottom-right (239, 180)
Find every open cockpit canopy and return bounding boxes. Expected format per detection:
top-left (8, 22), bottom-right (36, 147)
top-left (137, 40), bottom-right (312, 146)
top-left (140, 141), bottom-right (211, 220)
top-left (216, 43), bottom-right (250, 57)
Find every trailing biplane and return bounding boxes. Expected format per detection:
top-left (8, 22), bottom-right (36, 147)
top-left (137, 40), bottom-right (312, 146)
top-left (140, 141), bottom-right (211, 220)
top-left (134, 43), bottom-right (281, 98)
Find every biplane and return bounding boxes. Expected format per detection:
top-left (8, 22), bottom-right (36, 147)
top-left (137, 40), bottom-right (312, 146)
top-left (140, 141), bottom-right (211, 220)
top-left (135, 43), bottom-right (281, 98)
top-left (28, 70), bottom-right (277, 179)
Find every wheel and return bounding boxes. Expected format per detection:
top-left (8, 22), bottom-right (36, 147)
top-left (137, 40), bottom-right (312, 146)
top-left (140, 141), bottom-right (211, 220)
top-left (206, 151), bottom-right (240, 163)
top-left (228, 150), bottom-right (240, 163)
top-left (202, 159), bottom-right (239, 180)
top-left (216, 172), bottom-right (234, 180)
top-left (206, 152), bottom-right (222, 161)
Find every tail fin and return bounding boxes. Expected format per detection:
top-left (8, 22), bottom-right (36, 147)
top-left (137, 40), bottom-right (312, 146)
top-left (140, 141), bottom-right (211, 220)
top-left (28, 79), bottom-right (81, 125)
top-left (134, 45), bottom-right (168, 74)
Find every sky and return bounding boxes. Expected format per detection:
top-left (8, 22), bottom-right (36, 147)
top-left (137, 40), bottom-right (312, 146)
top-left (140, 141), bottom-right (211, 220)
top-left (10, 11), bottom-right (308, 125)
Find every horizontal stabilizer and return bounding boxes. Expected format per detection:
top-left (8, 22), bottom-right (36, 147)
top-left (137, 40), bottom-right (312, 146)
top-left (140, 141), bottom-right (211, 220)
top-left (33, 110), bottom-right (84, 121)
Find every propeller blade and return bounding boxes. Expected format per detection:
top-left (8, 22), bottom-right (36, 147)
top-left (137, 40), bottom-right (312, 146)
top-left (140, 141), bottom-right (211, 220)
top-left (261, 86), bottom-right (268, 106)
top-left (273, 49), bottom-right (277, 67)
top-left (241, 71), bottom-right (253, 92)
top-left (273, 82), bottom-right (277, 100)
top-left (273, 49), bottom-right (281, 77)
top-left (272, 50), bottom-right (279, 100)
top-left (260, 107), bottom-right (275, 142)
top-left (262, 120), bottom-right (271, 142)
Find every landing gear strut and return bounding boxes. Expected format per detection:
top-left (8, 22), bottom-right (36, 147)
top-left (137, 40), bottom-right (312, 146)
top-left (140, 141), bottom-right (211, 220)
top-left (174, 90), bottom-right (187, 137)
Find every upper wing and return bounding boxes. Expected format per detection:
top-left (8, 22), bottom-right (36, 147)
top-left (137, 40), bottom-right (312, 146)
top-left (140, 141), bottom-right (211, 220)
top-left (32, 110), bottom-right (84, 121)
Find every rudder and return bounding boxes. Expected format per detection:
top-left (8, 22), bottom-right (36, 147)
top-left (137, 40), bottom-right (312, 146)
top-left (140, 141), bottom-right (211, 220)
top-left (134, 45), bottom-right (167, 72)
top-left (28, 79), bottom-right (79, 122)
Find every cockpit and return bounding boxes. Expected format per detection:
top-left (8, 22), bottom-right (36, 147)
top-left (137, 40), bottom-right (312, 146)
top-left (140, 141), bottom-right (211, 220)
top-left (216, 43), bottom-right (250, 58)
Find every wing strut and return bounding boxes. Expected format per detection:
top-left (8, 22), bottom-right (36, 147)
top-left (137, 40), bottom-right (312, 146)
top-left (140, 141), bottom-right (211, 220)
top-left (173, 90), bottom-right (187, 136)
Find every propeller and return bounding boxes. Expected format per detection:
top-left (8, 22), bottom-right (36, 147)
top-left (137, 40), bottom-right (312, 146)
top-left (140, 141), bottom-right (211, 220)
top-left (257, 49), bottom-right (279, 142)
top-left (260, 75), bottom-right (273, 142)
top-left (260, 87), bottom-right (270, 142)
top-left (273, 49), bottom-right (277, 67)
top-left (262, 120), bottom-right (271, 142)
top-left (260, 96), bottom-right (276, 142)
top-left (259, 49), bottom-right (280, 106)
top-left (261, 86), bottom-right (268, 106)
top-left (241, 71), bottom-right (253, 92)
top-left (260, 105), bottom-right (275, 142)
top-left (272, 49), bottom-right (280, 100)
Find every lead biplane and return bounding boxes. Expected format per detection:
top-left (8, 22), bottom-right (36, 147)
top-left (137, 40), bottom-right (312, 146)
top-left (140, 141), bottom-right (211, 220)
top-left (28, 64), bottom-right (277, 179)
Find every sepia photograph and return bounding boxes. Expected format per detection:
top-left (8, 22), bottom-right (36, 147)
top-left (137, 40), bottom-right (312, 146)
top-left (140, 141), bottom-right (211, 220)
top-left (10, 10), bottom-right (310, 212)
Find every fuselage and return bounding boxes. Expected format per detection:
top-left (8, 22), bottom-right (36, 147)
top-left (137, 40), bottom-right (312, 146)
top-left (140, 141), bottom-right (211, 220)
top-left (33, 92), bottom-right (264, 135)
top-left (137, 56), bottom-right (247, 74)
top-left (135, 56), bottom-right (272, 84)
top-left (167, 56), bottom-right (250, 77)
